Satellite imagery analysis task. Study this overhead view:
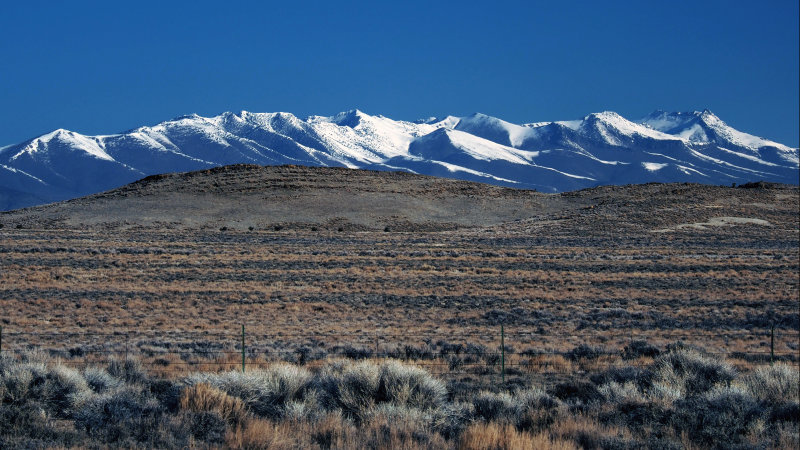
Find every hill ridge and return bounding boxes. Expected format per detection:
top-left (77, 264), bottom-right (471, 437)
top-left (2, 164), bottom-right (797, 235)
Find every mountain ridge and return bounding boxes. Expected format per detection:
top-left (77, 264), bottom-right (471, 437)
top-left (0, 108), bottom-right (797, 211)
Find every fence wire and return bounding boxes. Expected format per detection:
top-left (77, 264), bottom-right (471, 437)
top-left (0, 327), bottom-right (797, 381)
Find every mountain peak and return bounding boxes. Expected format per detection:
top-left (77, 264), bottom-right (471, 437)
top-left (641, 110), bottom-right (705, 134)
top-left (586, 111), bottom-right (625, 120)
top-left (170, 113), bottom-right (203, 122)
top-left (582, 111), bottom-right (633, 130)
top-left (219, 110), bottom-right (249, 119)
top-left (697, 109), bottom-right (723, 125)
top-left (452, 113), bottom-right (533, 147)
top-left (332, 109), bottom-right (368, 127)
top-left (414, 116), bottom-right (439, 124)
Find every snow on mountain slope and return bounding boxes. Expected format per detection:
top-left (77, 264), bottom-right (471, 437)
top-left (409, 128), bottom-right (535, 165)
top-left (307, 110), bottom-right (437, 163)
top-left (642, 110), bottom-right (795, 154)
top-left (10, 129), bottom-right (115, 163)
top-left (0, 109), bottom-right (797, 210)
top-left (454, 113), bottom-right (535, 147)
top-left (579, 112), bottom-right (685, 145)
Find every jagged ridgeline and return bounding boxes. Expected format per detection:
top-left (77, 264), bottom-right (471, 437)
top-left (0, 109), bottom-right (797, 211)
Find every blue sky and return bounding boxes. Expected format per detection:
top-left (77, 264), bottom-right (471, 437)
top-left (1, 0), bottom-right (798, 147)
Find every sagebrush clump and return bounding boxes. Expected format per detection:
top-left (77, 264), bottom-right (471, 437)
top-left (0, 347), bottom-right (798, 448)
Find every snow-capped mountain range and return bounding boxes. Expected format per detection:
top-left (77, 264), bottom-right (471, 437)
top-left (0, 109), bottom-right (797, 211)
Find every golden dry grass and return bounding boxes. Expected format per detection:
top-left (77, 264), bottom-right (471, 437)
top-left (0, 183), bottom-right (797, 378)
top-left (225, 418), bottom-right (305, 450)
top-left (548, 414), bottom-right (635, 447)
top-left (2, 229), bottom-right (795, 351)
top-left (458, 422), bottom-right (578, 450)
top-left (180, 382), bottom-right (249, 426)
top-left (225, 414), bottom-right (450, 450)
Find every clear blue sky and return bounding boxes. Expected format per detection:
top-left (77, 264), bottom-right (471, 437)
top-left (2, 0), bottom-right (798, 147)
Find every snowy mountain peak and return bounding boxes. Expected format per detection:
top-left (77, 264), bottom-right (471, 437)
top-left (577, 111), bottom-right (680, 145)
top-left (219, 110), bottom-right (247, 120)
top-left (698, 109), bottom-right (721, 121)
top-left (332, 109), bottom-right (368, 128)
top-left (9, 128), bottom-right (116, 164)
top-left (696, 109), bottom-right (725, 127)
top-left (32, 128), bottom-right (74, 143)
top-left (454, 113), bottom-right (535, 147)
top-left (0, 108), bottom-right (796, 211)
top-left (640, 109), bottom-right (792, 152)
top-left (585, 111), bottom-right (625, 121)
top-left (414, 116), bottom-right (460, 127)
top-left (414, 117), bottom-right (439, 124)
top-left (431, 116), bottom-right (461, 128)
top-left (170, 113), bottom-right (203, 122)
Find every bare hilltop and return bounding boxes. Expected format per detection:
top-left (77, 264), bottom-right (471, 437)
top-left (2, 164), bottom-right (797, 239)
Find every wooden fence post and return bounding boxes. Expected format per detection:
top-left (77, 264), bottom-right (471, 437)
top-left (770, 323), bottom-right (775, 365)
top-left (501, 324), bottom-right (505, 384)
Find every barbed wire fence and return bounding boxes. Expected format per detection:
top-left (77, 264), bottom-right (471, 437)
top-left (0, 325), bottom-right (797, 385)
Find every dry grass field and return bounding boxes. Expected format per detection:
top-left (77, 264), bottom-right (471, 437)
top-left (0, 166), bottom-right (796, 375)
top-left (1, 166), bottom-right (798, 448)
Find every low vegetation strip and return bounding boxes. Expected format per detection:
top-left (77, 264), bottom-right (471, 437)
top-left (1, 346), bottom-right (797, 448)
top-left (0, 329), bottom-right (797, 385)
